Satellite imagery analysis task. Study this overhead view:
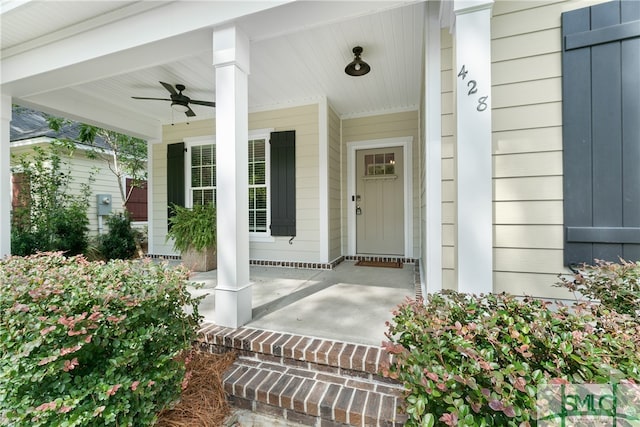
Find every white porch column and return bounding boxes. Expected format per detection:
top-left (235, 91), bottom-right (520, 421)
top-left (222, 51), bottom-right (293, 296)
top-left (454, 0), bottom-right (493, 294)
top-left (213, 25), bottom-right (252, 328)
top-left (0, 96), bottom-right (12, 258)
top-left (424, 0), bottom-right (443, 294)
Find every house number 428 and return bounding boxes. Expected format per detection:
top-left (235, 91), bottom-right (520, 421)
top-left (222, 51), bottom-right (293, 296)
top-left (457, 65), bottom-right (488, 112)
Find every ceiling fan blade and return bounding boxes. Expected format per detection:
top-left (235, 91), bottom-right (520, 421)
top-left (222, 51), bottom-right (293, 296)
top-left (160, 81), bottom-right (178, 96)
top-left (132, 97), bottom-right (171, 101)
top-left (185, 107), bottom-right (196, 117)
top-left (189, 100), bottom-right (216, 108)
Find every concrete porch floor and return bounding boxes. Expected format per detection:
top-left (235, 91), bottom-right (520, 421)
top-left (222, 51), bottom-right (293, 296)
top-left (187, 260), bottom-right (417, 346)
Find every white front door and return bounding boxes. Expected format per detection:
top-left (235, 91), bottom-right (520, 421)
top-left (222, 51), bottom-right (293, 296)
top-left (355, 147), bottom-right (404, 255)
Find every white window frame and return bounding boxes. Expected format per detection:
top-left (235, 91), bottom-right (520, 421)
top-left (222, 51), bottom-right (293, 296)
top-left (184, 135), bottom-right (216, 209)
top-left (247, 130), bottom-right (272, 241)
top-left (184, 129), bottom-right (273, 242)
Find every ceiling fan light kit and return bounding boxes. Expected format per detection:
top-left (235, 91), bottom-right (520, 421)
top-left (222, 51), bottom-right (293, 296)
top-left (171, 102), bottom-right (189, 113)
top-left (132, 81), bottom-right (216, 117)
top-left (345, 46), bottom-right (371, 77)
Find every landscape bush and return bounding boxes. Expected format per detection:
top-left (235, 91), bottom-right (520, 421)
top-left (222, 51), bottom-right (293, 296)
top-left (382, 291), bottom-right (640, 426)
top-left (11, 202), bottom-right (89, 257)
top-left (98, 213), bottom-right (137, 260)
top-left (10, 228), bottom-right (41, 257)
top-left (11, 141), bottom-right (92, 256)
top-left (556, 259), bottom-right (640, 318)
top-left (0, 252), bottom-right (202, 426)
top-left (49, 203), bottom-right (90, 256)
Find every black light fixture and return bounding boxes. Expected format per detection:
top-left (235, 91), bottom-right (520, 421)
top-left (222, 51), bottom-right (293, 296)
top-left (345, 46), bottom-right (371, 76)
top-left (171, 102), bottom-right (189, 113)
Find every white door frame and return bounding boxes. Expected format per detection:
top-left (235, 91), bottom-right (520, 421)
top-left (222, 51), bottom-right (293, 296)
top-left (347, 137), bottom-right (413, 257)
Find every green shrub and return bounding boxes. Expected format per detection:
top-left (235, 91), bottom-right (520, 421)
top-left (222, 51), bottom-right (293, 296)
top-left (10, 227), bottom-right (43, 256)
top-left (0, 252), bottom-right (202, 426)
top-left (382, 291), bottom-right (640, 426)
top-left (11, 141), bottom-right (92, 256)
top-left (50, 203), bottom-right (90, 256)
top-left (557, 259), bottom-right (640, 318)
top-left (99, 213), bottom-right (137, 260)
top-left (11, 203), bottom-right (89, 256)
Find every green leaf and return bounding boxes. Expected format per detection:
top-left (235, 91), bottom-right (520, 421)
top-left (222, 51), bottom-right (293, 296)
top-left (414, 396), bottom-right (426, 416)
top-left (422, 413), bottom-right (435, 427)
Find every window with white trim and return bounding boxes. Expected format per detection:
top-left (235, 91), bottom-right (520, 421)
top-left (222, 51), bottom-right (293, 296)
top-left (190, 143), bottom-right (216, 206)
top-left (186, 131), bottom-right (270, 236)
top-left (248, 138), bottom-right (268, 233)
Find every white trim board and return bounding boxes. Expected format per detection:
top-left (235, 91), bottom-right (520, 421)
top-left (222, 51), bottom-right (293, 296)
top-left (318, 97), bottom-right (329, 263)
top-left (346, 136), bottom-right (414, 258)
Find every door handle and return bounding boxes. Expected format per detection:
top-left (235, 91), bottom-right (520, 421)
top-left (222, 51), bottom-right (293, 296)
top-left (356, 206), bottom-right (362, 215)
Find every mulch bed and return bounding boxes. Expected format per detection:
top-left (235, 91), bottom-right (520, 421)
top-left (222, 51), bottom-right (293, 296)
top-left (156, 350), bottom-right (237, 427)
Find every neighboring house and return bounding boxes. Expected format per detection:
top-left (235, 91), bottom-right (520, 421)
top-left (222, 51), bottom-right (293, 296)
top-left (1, 0), bottom-right (638, 328)
top-left (9, 107), bottom-right (147, 235)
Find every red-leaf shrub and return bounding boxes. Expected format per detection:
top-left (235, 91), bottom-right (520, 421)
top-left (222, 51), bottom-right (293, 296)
top-left (557, 259), bottom-right (640, 318)
top-left (0, 252), bottom-right (201, 426)
top-left (382, 291), bottom-right (640, 426)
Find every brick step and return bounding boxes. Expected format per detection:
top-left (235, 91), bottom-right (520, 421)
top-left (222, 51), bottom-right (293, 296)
top-left (197, 324), bottom-right (407, 427)
top-left (224, 358), bottom-right (405, 426)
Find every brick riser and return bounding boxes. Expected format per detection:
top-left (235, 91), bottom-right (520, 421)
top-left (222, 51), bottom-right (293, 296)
top-left (197, 324), bottom-right (408, 427)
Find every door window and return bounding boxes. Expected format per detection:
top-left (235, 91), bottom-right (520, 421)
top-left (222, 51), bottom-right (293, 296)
top-left (364, 153), bottom-right (396, 176)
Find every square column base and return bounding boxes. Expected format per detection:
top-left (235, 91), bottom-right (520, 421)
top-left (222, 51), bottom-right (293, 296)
top-left (214, 283), bottom-right (252, 328)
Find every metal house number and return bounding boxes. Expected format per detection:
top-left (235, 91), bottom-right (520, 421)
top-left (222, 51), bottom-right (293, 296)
top-left (457, 65), bottom-right (488, 112)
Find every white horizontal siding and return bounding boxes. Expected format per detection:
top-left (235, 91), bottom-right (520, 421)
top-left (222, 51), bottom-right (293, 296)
top-left (493, 127), bottom-right (563, 154)
top-left (494, 271), bottom-right (574, 300)
top-left (493, 151), bottom-right (562, 178)
top-left (492, 28), bottom-right (561, 62)
top-left (248, 104), bottom-right (321, 263)
top-left (341, 110), bottom-right (420, 257)
top-left (490, 0), bottom-right (610, 299)
top-left (492, 78), bottom-right (562, 109)
top-left (11, 144), bottom-right (125, 236)
top-left (494, 176), bottom-right (563, 201)
top-left (151, 103), bottom-right (322, 262)
top-left (494, 225), bottom-right (564, 249)
top-left (328, 105), bottom-right (342, 262)
top-left (493, 103), bottom-right (562, 132)
top-left (495, 200), bottom-right (563, 224)
top-left (150, 142), bottom-right (172, 255)
top-left (493, 53), bottom-right (561, 85)
top-left (494, 248), bottom-right (565, 274)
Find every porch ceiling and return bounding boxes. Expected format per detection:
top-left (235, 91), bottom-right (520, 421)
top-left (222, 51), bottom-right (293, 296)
top-left (1, 0), bottom-right (426, 140)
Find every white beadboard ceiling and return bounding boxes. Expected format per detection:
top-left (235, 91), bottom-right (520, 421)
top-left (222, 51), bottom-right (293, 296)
top-left (1, 0), bottom-right (427, 139)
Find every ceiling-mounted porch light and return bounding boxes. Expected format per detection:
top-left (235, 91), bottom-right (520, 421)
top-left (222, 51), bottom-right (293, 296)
top-left (171, 102), bottom-right (189, 113)
top-left (345, 46), bottom-right (371, 77)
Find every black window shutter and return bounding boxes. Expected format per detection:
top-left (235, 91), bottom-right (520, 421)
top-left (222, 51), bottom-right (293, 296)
top-left (167, 142), bottom-right (185, 228)
top-left (270, 130), bottom-right (296, 236)
top-left (562, 0), bottom-right (640, 266)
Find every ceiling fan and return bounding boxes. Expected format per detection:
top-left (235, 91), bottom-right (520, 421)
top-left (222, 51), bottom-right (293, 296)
top-left (132, 81), bottom-right (216, 117)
